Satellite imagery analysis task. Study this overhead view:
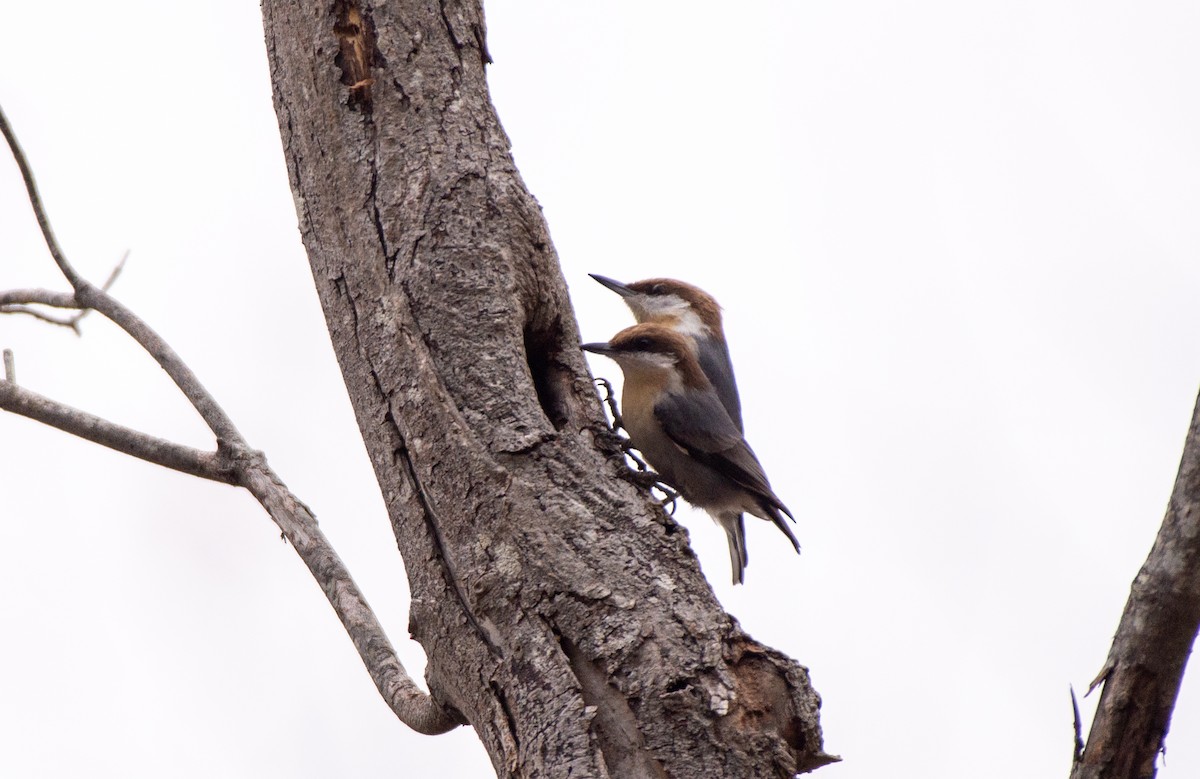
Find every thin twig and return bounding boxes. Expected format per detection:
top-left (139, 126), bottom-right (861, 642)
top-left (1, 105), bottom-right (241, 442)
top-left (3, 349), bottom-right (14, 383)
top-left (1, 288), bottom-right (86, 333)
top-left (0, 105), bottom-right (85, 289)
top-left (0, 380), bottom-right (237, 483)
top-left (0, 304), bottom-right (81, 331)
top-left (97, 250), bottom-right (128, 290)
top-left (74, 286), bottom-right (245, 441)
top-left (0, 264), bottom-right (123, 332)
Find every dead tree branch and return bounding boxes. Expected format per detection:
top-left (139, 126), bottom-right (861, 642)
top-left (1, 288), bottom-right (89, 331)
top-left (0, 380), bottom-right (237, 483)
top-left (1071, 389), bottom-right (1200, 779)
top-left (0, 103), bottom-right (460, 736)
top-left (0, 255), bottom-right (127, 332)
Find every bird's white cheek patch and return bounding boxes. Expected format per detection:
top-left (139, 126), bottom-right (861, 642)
top-left (624, 352), bottom-right (677, 371)
top-left (670, 310), bottom-right (707, 339)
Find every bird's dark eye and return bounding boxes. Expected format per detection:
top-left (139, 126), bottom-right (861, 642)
top-left (633, 336), bottom-right (653, 350)
top-left (649, 284), bottom-right (665, 296)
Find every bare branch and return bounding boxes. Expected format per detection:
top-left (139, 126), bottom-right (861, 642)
top-left (0, 253), bottom-right (126, 332)
top-left (1071, 389), bottom-right (1200, 779)
top-left (0, 288), bottom-right (83, 328)
top-left (0, 378), bottom-right (462, 733)
top-left (0, 288), bottom-right (81, 309)
top-left (1, 105), bottom-right (242, 443)
top-left (1, 103), bottom-right (461, 737)
top-left (235, 452), bottom-right (463, 734)
top-left (0, 105), bottom-right (86, 290)
top-left (97, 250), bottom-right (128, 290)
top-left (0, 379), bottom-right (237, 483)
top-left (0, 304), bottom-right (81, 331)
top-left (75, 286), bottom-right (247, 441)
top-left (0, 287), bottom-right (82, 331)
top-left (3, 349), bottom-right (14, 382)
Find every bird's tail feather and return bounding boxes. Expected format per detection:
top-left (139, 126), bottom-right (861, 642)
top-left (764, 504), bottom-right (801, 554)
top-left (718, 513), bottom-right (748, 585)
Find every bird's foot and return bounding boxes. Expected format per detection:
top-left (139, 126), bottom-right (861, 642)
top-left (593, 377), bottom-right (626, 433)
top-left (620, 466), bottom-right (680, 515)
top-left (593, 378), bottom-right (678, 513)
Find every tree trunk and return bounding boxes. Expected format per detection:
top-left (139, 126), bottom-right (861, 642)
top-left (261, 1), bottom-right (832, 775)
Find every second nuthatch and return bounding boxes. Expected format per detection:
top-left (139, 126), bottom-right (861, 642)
top-left (582, 323), bottom-right (799, 584)
top-left (589, 275), bottom-right (743, 432)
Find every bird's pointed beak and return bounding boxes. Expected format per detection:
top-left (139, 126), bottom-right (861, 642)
top-left (580, 341), bottom-right (614, 356)
top-left (589, 273), bottom-right (635, 298)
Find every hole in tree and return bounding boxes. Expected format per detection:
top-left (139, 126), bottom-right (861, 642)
top-left (524, 319), bottom-right (571, 430)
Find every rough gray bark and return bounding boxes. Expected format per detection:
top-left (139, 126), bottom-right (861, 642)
top-left (1071, 390), bottom-right (1200, 779)
top-left (261, 1), bottom-right (832, 776)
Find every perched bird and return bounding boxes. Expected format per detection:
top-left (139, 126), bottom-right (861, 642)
top-left (589, 275), bottom-right (743, 431)
top-left (582, 323), bottom-right (799, 584)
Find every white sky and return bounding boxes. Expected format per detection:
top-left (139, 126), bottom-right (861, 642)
top-left (2, 2), bottom-right (1199, 777)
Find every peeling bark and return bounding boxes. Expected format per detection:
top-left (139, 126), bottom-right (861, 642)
top-left (261, 1), bottom-right (832, 775)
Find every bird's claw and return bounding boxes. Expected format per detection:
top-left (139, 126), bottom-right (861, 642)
top-left (593, 377), bottom-right (626, 432)
top-left (619, 466), bottom-right (680, 514)
top-left (652, 482), bottom-right (680, 514)
top-left (594, 377), bottom-right (678, 514)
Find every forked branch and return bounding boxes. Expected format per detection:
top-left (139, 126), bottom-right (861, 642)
top-left (0, 103), bottom-right (460, 736)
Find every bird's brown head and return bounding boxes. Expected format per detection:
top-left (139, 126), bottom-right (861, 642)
top-left (581, 323), bottom-right (709, 388)
top-left (589, 275), bottom-right (724, 336)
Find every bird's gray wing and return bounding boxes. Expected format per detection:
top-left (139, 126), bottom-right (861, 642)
top-left (653, 386), bottom-right (742, 453)
top-left (695, 336), bottom-right (744, 432)
top-left (653, 388), bottom-right (790, 518)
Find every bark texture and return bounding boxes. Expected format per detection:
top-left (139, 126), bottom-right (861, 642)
top-left (1072, 391), bottom-right (1200, 779)
top-left (261, 1), bottom-right (832, 776)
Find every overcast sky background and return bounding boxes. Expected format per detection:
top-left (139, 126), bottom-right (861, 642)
top-left (2, 2), bottom-right (1199, 777)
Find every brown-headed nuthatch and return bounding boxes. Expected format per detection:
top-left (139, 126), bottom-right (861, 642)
top-left (589, 275), bottom-right (744, 431)
top-left (582, 323), bottom-right (799, 584)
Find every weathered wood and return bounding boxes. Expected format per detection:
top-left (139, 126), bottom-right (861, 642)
top-left (1072, 391), bottom-right (1200, 779)
top-left (261, 1), bottom-right (831, 775)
